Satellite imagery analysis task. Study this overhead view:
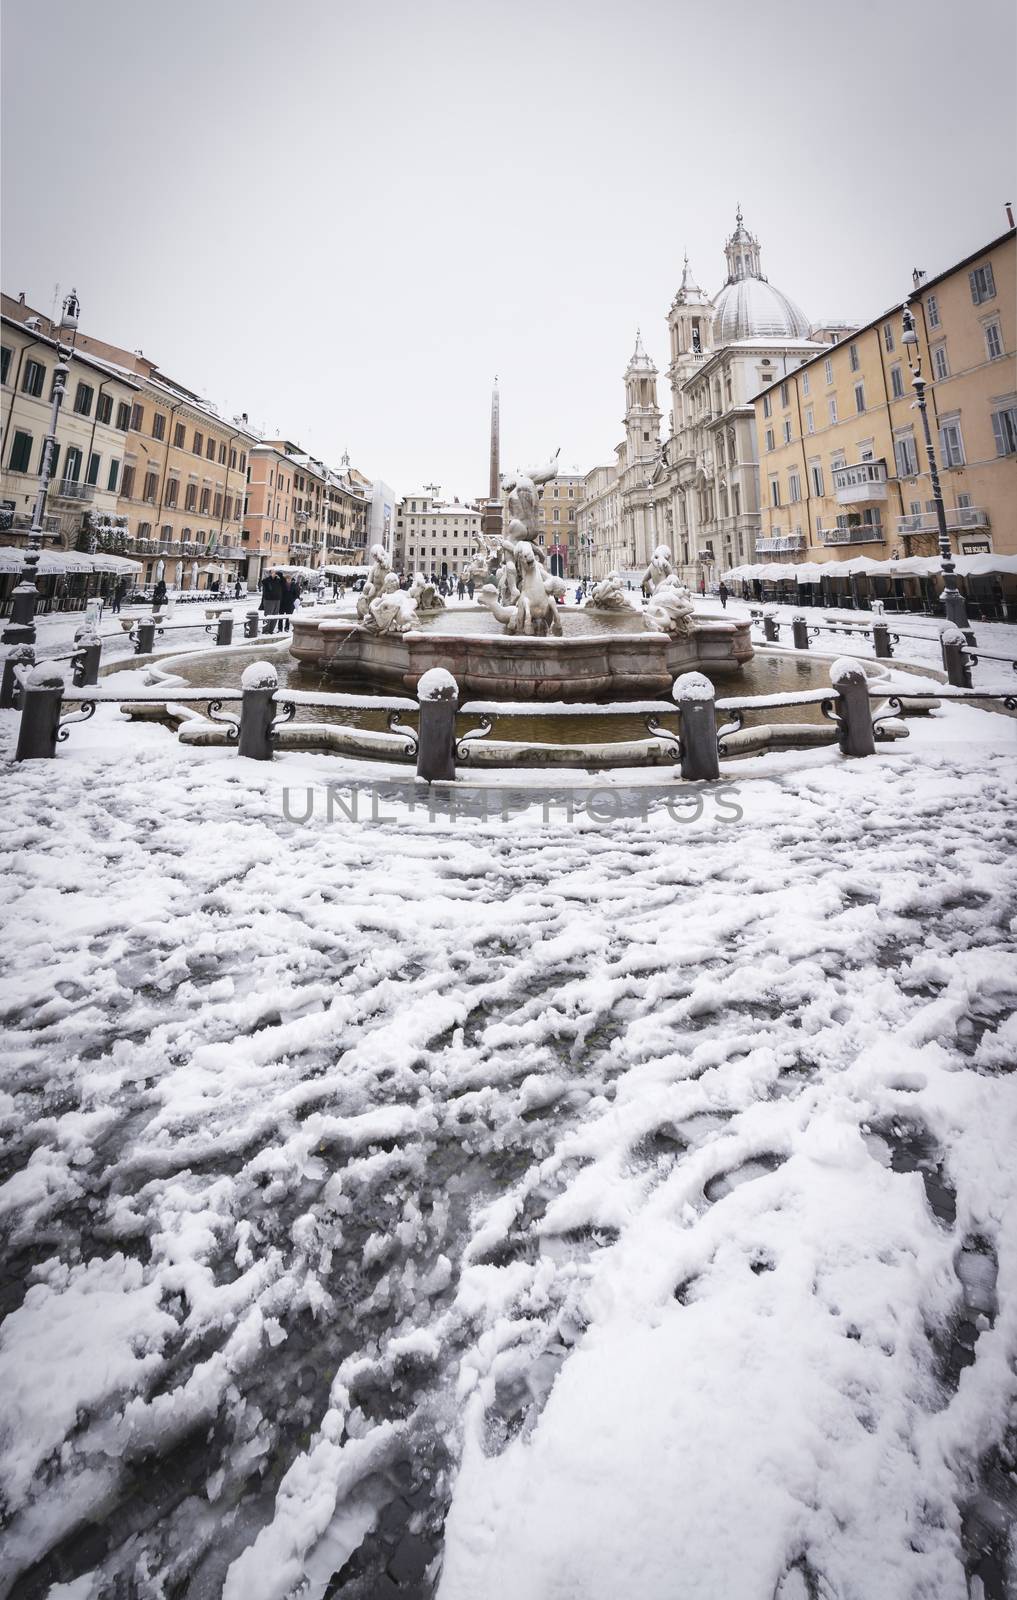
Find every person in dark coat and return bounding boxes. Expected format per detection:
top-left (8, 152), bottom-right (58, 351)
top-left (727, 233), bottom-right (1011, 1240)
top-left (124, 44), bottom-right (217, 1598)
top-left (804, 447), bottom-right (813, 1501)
top-left (718, 581), bottom-right (729, 609)
top-left (152, 578), bottom-right (168, 609)
top-left (260, 570), bottom-right (281, 634)
top-left (279, 575), bottom-right (297, 632)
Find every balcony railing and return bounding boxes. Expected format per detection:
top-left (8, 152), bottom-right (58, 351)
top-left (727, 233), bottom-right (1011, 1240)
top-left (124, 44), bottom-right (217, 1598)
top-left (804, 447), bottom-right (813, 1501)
top-left (818, 524), bottom-right (887, 547)
top-left (833, 460), bottom-right (888, 506)
top-left (895, 507), bottom-right (990, 536)
top-left (52, 479), bottom-right (96, 503)
top-left (0, 508), bottom-right (60, 536)
top-left (755, 534), bottom-right (806, 554)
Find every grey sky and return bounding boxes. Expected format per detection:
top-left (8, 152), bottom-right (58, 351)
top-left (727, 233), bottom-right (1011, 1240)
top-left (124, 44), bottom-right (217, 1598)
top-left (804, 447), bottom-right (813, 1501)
top-left (3, 0), bottom-right (1014, 499)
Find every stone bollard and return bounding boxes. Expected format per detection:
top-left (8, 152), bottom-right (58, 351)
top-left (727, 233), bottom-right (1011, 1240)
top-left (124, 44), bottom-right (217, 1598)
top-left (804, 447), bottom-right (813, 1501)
top-left (0, 644), bottom-right (34, 709)
top-left (829, 657), bottom-right (875, 757)
top-left (762, 613), bottom-right (780, 643)
top-left (215, 615), bottom-right (234, 647)
top-left (15, 664), bottom-right (65, 760)
top-left (238, 661), bottom-right (279, 760)
top-left (133, 616), bottom-right (157, 654)
top-left (940, 626), bottom-right (972, 688)
top-left (71, 626), bottom-right (102, 687)
top-left (416, 667), bottom-right (458, 782)
top-left (1, 581), bottom-right (41, 646)
top-left (673, 671), bottom-right (720, 781)
top-left (872, 621), bottom-right (893, 659)
top-left (244, 611), bottom-right (261, 639)
top-left (791, 615), bottom-right (810, 650)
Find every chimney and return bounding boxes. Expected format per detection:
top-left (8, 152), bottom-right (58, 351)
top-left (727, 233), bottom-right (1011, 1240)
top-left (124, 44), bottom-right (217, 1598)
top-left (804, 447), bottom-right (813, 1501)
top-left (17, 290), bottom-right (25, 304)
top-left (242, 412), bottom-right (248, 423)
top-left (1007, 201), bottom-right (1015, 229)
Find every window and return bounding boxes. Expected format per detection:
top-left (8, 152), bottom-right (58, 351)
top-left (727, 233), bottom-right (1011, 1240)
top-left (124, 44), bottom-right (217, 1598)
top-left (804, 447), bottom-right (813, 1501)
top-left (193, 430), bottom-right (203, 455)
top-left (788, 470), bottom-right (801, 504)
top-left (779, 382), bottom-right (788, 408)
top-left (890, 364), bottom-right (905, 399)
top-left (86, 452), bottom-right (100, 486)
top-left (230, 448), bottom-right (237, 469)
top-left (805, 406), bottom-right (814, 434)
top-left (854, 383), bottom-right (865, 414)
top-left (764, 427), bottom-right (775, 452)
top-left (0, 345), bottom-right (11, 384)
top-left (782, 418), bottom-right (793, 443)
top-left (883, 323), bottom-right (895, 353)
top-left (64, 446), bottom-right (83, 483)
top-left (130, 403), bottom-right (144, 432)
top-left (122, 465), bottom-right (135, 498)
top-left (762, 393), bottom-right (771, 418)
top-left (115, 400), bottom-right (131, 430)
top-left (22, 359), bottom-right (45, 397)
top-left (174, 421), bottom-right (186, 448)
top-left (97, 392), bottom-right (113, 424)
top-left (152, 412), bottom-right (166, 441)
top-left (199, 487), bottom-right (211, 514)
top-left (206, 437), bottom-right (216, 461)
top-left (991, 404), bottom-right (1017, 456)
top-left (8, 429), bottom-right (32, 472)
top-left (939, 419), bottom-right (965, 467)
top-left (927, 295), bottom-right (940, 328)
top-left (769, 478), bottom-right (781, 507)
top-left (849, 344), bottom-right (860, 372)
top-left (824, 358), bottom-right (833, 386)
top-left (165, 479), bottom-right (179, 508)
top-left (218, 443), bottom-right (227, 465)
top-left (143, 471), bottom-right (158, 503)
top-left (828, 396), bottom-right (838, 424)
top-left (73, 381), bottom-right (94, 416)
top-left (185, 483), bottom-right (197, 511)
top-left (932, 344), bottom-right (949, 381)
top-left (107, 458), bottom-right (120, 492)
top-left (985, 322), bottom-right (1004, 361)
top-left (969, 263), bottom-right (996, 304)
top-left (801, 370), bottom-right (810, 396)
top-left (239, 453), bottom-right (246, 473)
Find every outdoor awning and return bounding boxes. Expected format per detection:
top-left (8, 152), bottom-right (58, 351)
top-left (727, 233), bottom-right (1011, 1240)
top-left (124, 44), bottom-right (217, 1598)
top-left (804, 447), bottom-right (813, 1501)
top-left (323, 564), bottom-right (370, 578)
top-left (0, 547), bottom-right (142, 576)
top-left (723, 555), bottom-right (1017, 584)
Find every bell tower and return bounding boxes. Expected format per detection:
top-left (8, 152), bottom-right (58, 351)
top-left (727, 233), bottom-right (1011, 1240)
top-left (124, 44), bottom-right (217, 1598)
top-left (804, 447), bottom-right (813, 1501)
top-left (622, 329), bottom-right (661, 466)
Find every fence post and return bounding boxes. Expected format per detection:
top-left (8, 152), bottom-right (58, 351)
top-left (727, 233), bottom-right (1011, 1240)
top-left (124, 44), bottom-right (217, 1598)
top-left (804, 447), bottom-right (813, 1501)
top-left (1, 582), bottom-right (41, 646)
top-left (244, 610), bottom-right (261, 639)
top-left (70, 626), bottom-right (102, 687)
top-left (762, 612), bottom-right (780, 643)
top-left (673, 671), bottom-right (720, 780)
top-left (416, 668), bottom-right (458, 782)
top-left (133, 616), bottom-right (157, 654)
top-left (15, 664), bottom-right (65, 760)
top-left (940, 625), bottom-right (972, 688)
top-left (215, 615), bottom-right (234, 647)
top-left (0, 643), bottom-right (34, 708)
top-left (238, 661), bottom-right (279, 760)
top-left (791, 615), bottom-right (810, 650)
top-left (830, 657), bottom-right (875, 757)
top-left (872, 621), bottom-right (893, 659)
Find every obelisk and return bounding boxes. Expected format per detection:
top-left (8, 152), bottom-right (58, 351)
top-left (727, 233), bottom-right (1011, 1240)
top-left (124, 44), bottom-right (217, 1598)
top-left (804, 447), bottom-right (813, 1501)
top-left (481, 377), bottom-right (502, 540)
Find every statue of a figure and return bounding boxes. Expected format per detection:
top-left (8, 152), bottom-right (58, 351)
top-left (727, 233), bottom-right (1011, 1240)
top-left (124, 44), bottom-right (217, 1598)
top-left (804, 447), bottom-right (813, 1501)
top-left (366, 572), bottom-right (418, 634)
top-left (587, 571), bottom-right (640, 613)
top-left (477, 539), bottom-right (563, 637)
top-left (641, 544), bottom-right (675, 597)
top-left (644, 573), bottom-right (695, 638)
top-left (357, 544), bottom-right (392, 619)
top-left (501, 450), bottom-right (560, 543)
top-left (408, 571), bottom-right (445, 611)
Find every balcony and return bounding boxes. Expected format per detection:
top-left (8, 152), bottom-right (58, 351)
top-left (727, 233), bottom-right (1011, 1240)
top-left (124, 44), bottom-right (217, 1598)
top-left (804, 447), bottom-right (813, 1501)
top-left (895, 506), bottom-right (990, 536)
top-left (0, 508), bottom-right (60, 536)
top-left (833, 460), bottom-right (888, 506)
top-left (755, 533), bottom-right (806, 555)
top-left (819, 523), bottom-right (886, 547)
top-left (51, 479), bottom-right (96, 504)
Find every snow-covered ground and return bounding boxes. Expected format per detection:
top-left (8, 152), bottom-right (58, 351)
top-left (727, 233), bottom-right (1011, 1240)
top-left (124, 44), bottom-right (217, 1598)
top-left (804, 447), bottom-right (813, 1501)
top-left (1, 655), bottom-right (1016, 1597)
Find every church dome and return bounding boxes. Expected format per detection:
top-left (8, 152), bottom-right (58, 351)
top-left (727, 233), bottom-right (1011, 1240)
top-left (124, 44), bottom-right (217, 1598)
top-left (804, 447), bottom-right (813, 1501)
top-left (712, 208), bottom-right (810, 344)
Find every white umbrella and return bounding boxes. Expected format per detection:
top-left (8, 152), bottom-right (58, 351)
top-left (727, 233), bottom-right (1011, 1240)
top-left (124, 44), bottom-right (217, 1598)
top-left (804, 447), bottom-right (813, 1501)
top-left (155, 559), bottom-right (165, 582)
top-left (190, 562), bottom-right (199, 589)
top-left (174, 560), bottom-right (183, 588)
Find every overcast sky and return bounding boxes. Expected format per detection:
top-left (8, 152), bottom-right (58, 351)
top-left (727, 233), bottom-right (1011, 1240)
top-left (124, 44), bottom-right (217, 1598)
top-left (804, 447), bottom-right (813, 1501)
top-left (3, 0), bottom-right (1014, 498)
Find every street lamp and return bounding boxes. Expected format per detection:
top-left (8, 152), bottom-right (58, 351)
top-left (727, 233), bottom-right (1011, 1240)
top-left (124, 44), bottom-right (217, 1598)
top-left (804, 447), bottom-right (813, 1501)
top-left (2, 289), bottom-right (80, 647)
top-left (901, 301), bottom-right (969, 629)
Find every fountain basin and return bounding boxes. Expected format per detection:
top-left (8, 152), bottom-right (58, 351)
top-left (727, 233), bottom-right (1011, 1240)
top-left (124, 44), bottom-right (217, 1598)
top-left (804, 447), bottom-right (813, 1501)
top-left (289, 607), bottom-right (753, 701)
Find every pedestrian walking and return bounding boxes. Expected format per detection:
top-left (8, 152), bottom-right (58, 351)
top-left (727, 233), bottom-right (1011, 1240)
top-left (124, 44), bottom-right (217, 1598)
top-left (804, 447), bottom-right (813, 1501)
top-left (279, 575), bottom-right (297, 632)
top-left (718, 581), bottom-right (729, 610)
top-left (260, 570), bottom-right (281, 634)
top-left (456, 577), bottom-right (465, 600)
top-left (152, 578), bottom-right (168, 609)
top-left (467, 578), bottom-right (475, 599)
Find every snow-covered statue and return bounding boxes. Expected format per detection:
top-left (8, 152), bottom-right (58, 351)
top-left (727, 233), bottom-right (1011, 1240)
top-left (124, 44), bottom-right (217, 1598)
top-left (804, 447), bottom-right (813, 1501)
top-left (587, 570), bottom-right (639, 613)
top-left (641, 544), bottom-right (675, 598)
top-left (357, 544), bottom-right (392, 619)
top-left (477, 540), bottom-right (564, 637)
top-left (366, 572), bottom-right (418, 634)
top-left (644, 573), bottom-right (696, 639)
top-left (408, 571), bottom-right (445, 612)
top-left (501, 450), bottom-right (560, 543)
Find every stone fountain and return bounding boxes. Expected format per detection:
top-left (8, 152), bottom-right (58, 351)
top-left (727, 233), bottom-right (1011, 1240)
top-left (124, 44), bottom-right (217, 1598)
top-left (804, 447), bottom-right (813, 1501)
top-left (290, 460), bottom-right (752, 700)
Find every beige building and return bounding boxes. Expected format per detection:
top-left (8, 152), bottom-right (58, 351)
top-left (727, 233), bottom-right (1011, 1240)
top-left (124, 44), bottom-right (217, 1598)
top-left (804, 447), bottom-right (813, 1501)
top-left (1, 299), bottom-right (141, 552)
top-left (576, 463), bottom-right (623, 579)
top-left (243, 442), bottom-right (370, 582)
top-left (394, 493), bottom-right (482, 577)
top-left (751, 227), bottom-right (1016, 565)
top-left (537, 468), bottom-right (584, 576)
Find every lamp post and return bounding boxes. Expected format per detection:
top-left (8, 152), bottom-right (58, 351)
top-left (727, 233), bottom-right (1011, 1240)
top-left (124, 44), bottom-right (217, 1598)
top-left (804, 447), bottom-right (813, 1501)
top-left (900, 300), bottom-right (969, 630)
top-left (2, 290), bottom-right (80, 647)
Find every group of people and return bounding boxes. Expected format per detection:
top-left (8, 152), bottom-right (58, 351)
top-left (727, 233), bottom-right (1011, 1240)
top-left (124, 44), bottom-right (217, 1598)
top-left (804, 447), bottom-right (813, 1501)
top-left (258, 570), bottom-right (301, 633)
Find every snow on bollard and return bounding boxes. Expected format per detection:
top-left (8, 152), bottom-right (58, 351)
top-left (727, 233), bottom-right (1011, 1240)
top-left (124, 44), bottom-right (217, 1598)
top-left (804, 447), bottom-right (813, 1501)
top-left (762, 610), bottom-right (780, 643)
top-left (215, 615), bottom-right (234, 647)
top-left (243, 610), bottom-right (261, 639)
top-left (416, 667), bottom-right (458, 783)
top-left (0, 643), bottom-right (34, 709)
top-left (133, 616), bottom-right (157, 655)
top-left (71, 625), bottom-right (102, 687)
top-left (791, 615), bottom-right (810, 650)
top-left (872, 621), bottom-right (893, 659)
top-left (940, 625), bottom-right (971, 688)
top-left (829, 656), bottom-right (875, 757)
top-left (15, 663), bottom-right (65, 761)
top-left (673, 671), bottom-right (720, 781)
top-left (238, 660), bottom-right (279, 761)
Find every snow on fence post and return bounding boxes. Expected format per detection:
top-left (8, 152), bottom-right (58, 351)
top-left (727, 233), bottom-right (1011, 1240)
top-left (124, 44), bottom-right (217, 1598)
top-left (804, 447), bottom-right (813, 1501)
top-left (215, 615), bottom-right (234, 647)
top-left (673, 671), bottom-right (720, 781)
top-left (762, 612), bottom-right (780, 643)
top-left (791, 615), bottom-right (810, 650)
top-left (244, 611), bottom-right (261, 639)
top-left (829, 657), bottom-right (875, 757)
top-left (70, 626), bottom-right (102, 687)
top-left (133, 616), bottom-right (157, 655)
top-left (872, 621), bottom-right (893, 659)
top-left (940, 626), bottom-right (972, 688)
top-left (416, 667), bottom-right (458, 783)
top-left (0, 644), bottom-right (34, 709)
top-left (238, 660), bottom-right (278, 760)
top-left (15, 664), bottom-right (65, 760)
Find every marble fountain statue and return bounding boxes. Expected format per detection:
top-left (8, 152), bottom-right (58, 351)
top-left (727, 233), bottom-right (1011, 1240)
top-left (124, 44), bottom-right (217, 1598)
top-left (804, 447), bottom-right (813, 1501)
top-left (290, 460), bottom-right (752, 700)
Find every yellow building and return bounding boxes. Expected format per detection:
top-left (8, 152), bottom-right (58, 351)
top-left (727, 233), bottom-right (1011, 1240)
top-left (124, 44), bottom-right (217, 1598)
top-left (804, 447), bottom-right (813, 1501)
top-left (751, 227), bottom-right (1015, 566)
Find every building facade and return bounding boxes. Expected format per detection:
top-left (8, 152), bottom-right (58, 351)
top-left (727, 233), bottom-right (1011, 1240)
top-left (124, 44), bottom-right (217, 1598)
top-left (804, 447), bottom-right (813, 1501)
top-left (575, 463), bottom-right (622, 580)
top-left (242, 442), bottom-right (370, 582)
top-left (751, 227), bottom-right (1016, 565)
top-left (537, 467), bottom-right (584, 576)
top-left (393, 493), bottom-right (482, 577)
